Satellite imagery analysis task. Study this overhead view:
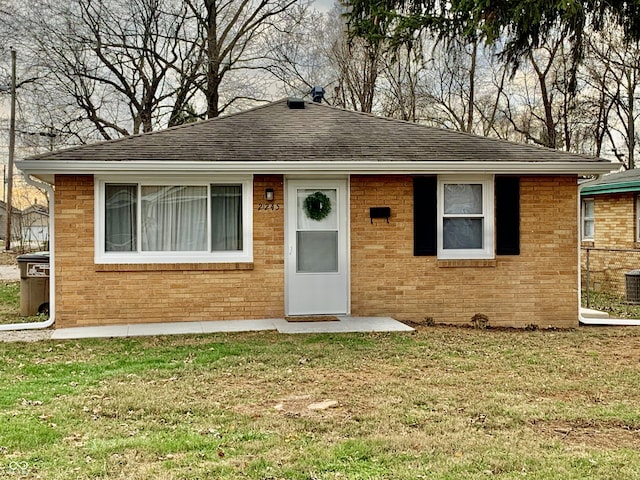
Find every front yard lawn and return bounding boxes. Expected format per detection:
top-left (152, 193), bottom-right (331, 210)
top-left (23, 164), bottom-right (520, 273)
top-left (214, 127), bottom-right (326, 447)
top-left (0, 281), bottom-right (47, 324)
top-left (0, 282), bottom-right (22, 324)
top-left (1, 327), bottom-right (640, 479)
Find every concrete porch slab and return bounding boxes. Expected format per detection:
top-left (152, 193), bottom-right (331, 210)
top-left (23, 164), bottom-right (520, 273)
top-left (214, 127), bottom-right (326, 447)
top-left (275, 316), bottom-right (413, 334)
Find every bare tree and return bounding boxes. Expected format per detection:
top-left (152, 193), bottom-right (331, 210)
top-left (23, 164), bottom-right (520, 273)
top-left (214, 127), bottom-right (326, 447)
top-left (320, 5), bottom-right (383, 113)
top-left (333, 42), bottom-right (381, 112)
top-left (473, 51), bottom-right (509, 138)
top-left (183, 0), bottom-right (300, 118)
top-left (499, 32), bottom-right (578, 150)
top-left (262, 3), bottom-right (334, 100)
top-left (378, 44), bottom-right (422, 122)
top-left (585, 29), bottom-right (640, 168)
top-left (573, 39), bottom-right (617, 158)
top-left (420, 39), bottom-right (474, 131)
top-left (23, 0), bottom-right (193, 139)
top-left (419, 38), bottom-right (508, 136)
top-left (2, 0), bottom-right (304, 145)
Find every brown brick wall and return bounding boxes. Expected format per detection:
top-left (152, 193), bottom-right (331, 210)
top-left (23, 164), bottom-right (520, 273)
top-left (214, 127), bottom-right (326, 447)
top-left (53, 174), bottom-right (579, 328)
top-left (580, 192), bottom-right (639, 295)
top-left (350, 175), bottom-right (579, 328)
top-left (54, 174), bottom-right (285, 327)
top-left (583, 193), bottom-right (636, 248)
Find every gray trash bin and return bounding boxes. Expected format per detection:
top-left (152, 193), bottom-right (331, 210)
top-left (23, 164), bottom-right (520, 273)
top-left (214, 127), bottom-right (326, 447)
top-left (16, 252), bottom-right (50, 316)
top-left (625, 269), bottom-right (640, 304)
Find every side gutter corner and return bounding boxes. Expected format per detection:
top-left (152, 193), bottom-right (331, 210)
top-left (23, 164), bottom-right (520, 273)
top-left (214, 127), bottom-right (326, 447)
top-left (0, 173), bottom-right (54, 331)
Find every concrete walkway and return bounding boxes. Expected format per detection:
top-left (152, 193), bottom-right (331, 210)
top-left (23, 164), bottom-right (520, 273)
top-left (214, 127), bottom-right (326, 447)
top-left (46, 316), bottom-right (413, 340)
top-left (0, 265), bottom-right (19, 281)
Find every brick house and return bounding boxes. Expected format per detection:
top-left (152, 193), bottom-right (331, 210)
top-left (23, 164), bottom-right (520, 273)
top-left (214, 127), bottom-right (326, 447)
top-left (580, 169), bottom-right (640, 297)
top-left (16, 99), bottom-right (615, 329)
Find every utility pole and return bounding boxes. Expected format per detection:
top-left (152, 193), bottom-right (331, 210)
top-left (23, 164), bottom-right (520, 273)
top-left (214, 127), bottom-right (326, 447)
top-left (5, 48), bottom-right (15, 251)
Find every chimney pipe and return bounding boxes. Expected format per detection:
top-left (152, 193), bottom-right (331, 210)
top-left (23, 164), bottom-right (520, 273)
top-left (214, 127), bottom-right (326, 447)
top-left (311, 86), bottom-right (325, 103)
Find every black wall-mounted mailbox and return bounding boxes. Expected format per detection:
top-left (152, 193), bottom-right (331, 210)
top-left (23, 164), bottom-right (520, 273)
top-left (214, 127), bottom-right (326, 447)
top-left (370, 207), bottom-right (391, 223)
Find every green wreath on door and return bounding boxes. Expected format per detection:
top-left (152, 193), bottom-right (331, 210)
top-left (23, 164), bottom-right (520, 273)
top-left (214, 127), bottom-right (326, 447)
top-left (303, 191), bottom-right (332, 221)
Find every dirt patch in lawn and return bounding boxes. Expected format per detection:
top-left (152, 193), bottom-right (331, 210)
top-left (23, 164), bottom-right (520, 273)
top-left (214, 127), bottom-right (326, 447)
top-left (531, 419), bottom-right (640, 450)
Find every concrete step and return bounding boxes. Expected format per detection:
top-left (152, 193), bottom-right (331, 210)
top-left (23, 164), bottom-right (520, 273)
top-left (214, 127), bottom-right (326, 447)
top-left (580, 308), bottom-right (610, 319)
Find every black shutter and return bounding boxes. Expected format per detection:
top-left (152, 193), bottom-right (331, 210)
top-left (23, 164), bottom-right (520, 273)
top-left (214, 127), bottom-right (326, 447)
top-left (413, 176), bottom-right (437, 256)
top-left (495, 176), bottom-right (520, 255)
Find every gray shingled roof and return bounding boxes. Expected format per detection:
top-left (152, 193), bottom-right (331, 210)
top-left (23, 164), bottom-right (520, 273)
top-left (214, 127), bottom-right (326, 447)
top-left (580, 168), bottom-right (640, 195)
top-left (582, 168), bottom-right (640, 186)
top-left (26, 99), bottom-right (609, 164)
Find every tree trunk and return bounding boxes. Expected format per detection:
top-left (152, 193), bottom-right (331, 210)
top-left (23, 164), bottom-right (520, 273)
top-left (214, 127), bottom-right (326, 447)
top-left (205, 0), bottom-right (220, 119)
top-left (466, 40), bottom-right (477, 133)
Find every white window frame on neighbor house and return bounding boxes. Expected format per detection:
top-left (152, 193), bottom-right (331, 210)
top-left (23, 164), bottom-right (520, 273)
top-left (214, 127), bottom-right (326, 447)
top-left (95, 176), bottom-right (253, 264)
top-left (582, 198), bottom-right (595, 241)
top-left (636, 195), bottom-right (640, 243)
top-left (437, 175), bottom-right (494, 260)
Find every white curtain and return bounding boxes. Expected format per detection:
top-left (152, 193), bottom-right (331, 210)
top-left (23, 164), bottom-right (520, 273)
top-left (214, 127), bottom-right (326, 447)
top-left (141, 186), bottom-right (207, 251)
top-left (211, 185), bottom-right (242, 251)
top-left (444, 184), bottom-right (482, 214)
top-left (443, 184), bottom-right (483, 249)
top-left (105, 184), bottom-right (137, 252)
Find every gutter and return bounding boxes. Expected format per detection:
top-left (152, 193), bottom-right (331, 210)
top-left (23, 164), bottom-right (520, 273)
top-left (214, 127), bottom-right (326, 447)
top-left (16, 159), bottom-right (618, 177)
top-left (0, 174), bottom-right (54, 331)
top-left (581, 180), bottom-right (640, 196)
top-left (577, 175), bottom-right (640, 326)
top-left (579, 315), bottom-right (640, 326)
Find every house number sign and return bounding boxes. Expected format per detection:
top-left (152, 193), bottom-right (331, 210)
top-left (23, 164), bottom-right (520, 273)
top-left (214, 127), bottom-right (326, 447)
top-left (257, 203), bottom-right (281, 211)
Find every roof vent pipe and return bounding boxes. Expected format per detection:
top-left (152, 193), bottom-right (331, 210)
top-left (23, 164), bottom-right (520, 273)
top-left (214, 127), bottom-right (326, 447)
top-left (287, 98), bottom-right (305, 109)
top-left (311, 86), bottom-right (325, 103)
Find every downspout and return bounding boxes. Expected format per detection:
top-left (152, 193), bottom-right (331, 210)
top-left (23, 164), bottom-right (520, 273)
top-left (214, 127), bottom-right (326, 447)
top-left (0, 174), bottom-right (54, 330)
top-left (578, 175), bottom-right (640, 326)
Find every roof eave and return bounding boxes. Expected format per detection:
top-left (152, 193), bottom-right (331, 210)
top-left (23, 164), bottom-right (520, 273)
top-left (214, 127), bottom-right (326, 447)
top-left (581, 179), bottom-right (640, 195)
top-left (17, 160), bottom-right (618, 182)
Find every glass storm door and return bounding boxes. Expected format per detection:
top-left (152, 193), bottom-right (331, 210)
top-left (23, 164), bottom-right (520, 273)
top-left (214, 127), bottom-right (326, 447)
top-left (286, 179), bottom-right (349, 316)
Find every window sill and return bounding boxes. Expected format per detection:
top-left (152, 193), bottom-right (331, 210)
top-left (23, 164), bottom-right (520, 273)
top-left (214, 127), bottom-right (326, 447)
top-left (581, 240), bottom-right (595, 247)
top-left (437, 259), bottom-right (497, 268)
top-left (95, 263), bottom-right (254, 272)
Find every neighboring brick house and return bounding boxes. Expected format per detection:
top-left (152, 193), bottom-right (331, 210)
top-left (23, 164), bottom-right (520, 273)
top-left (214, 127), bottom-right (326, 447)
top-left (17, 98), bottom-right (615, 329)
top-left (580, 169), bottom-right (640, 296)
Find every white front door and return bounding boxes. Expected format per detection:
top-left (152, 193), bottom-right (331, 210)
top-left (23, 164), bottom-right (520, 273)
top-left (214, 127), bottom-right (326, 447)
top-left (286, 179), bottom-right (349, 316)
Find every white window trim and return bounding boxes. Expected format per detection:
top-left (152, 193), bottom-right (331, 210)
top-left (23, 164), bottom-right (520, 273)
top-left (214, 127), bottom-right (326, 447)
top-left (95, 175), bottom-right (253, 264)
top-left (582, 198), bottom-right (595, 241)
top-left (636, 196), bottom-right (640, 243)
top-left (437, 175), bottom-right (494, 260)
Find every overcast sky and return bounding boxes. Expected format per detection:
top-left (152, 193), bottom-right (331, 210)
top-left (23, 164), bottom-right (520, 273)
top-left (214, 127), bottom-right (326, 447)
top-left (312, 0), bottom-right (335, 12)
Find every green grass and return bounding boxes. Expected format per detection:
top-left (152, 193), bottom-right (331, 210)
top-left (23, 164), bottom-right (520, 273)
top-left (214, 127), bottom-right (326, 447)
top-left (0, 281), bottom-right (20, 318)
top-left (0, 281), bottom-right (47, 324)
top-left (1, 327), bottom-right (640, 479)
top-left (582, 289), bottom-right (640, 318)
